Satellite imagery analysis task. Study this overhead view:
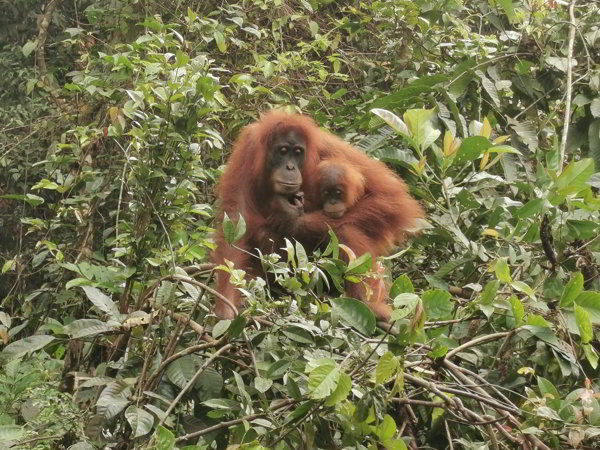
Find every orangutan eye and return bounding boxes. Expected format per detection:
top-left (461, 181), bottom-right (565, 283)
top-left (294, 147), bottom-right (303, 156)
top-left (279, 146), bottom-right (288, 155)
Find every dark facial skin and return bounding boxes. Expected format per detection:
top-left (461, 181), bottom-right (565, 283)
top-left (268, 129), bottom-right (307, 200)
top-left (320, 167), bottom-right (347, 219)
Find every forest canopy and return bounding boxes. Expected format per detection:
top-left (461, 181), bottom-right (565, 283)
top-left (1, 0), bottom-right (600, 449)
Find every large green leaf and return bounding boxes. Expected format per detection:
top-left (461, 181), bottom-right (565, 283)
top-left (308, 364), bottom-right (340, 399)
top-left (422, 290), bottom-right (453, 320)
top-left (560, 272), bottom-right (583, 308)
top-left (125, 405), bottom-right (154, 438)
top-left (81, 286), bottom-right (120, 318)
top-left (550, 158), bottom-right (595, 201)
top-left (452, 136), bottom-right (491, 166)
top-left (1, 335), bottom-right (55, 361)
top-left (376, 352), bottom-right (399, 384)
top-left (331, 297), bottom-right (376, 335)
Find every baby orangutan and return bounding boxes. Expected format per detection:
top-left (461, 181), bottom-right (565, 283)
top-left (317, 159), bottom-right (391, 318)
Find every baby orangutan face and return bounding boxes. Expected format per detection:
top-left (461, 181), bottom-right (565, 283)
top-left (317, 159), bottom-right (366, 219)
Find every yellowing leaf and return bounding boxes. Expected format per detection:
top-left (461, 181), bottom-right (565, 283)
top-left (482, 228), bottom-right (499, 237)
top-left (493, 135), bottom-right (510, 144)
top-left (481, 117), bottom-right (492, 138)
top-left (443, 130), bottom-right (460, 157)
top-left (480, 152), bottom-right (490, 170)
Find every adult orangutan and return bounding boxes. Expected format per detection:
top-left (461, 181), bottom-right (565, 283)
top-left (212, 110), bottom-right (321, 319)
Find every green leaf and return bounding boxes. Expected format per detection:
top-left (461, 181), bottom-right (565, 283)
top-left (64, 319), bottom-right (113, 338)
top-left (0, 193), bottom-right (44, 207)
top-left (390, 293), bottom-right (419, 320)
top-left (583, 344), bottom-right (599, 370)
top-left (212, 319), bottom-right (231, 339)
top-left (376, 352), bottom-right (399, 384)
top-left (560, 272), bottom-right (583, 308)
top-left (403, 109), bottom-right (441, 152)
top-left (81, 286), bottom-right (120, 318)
top-left (0, 425), bottom-right (26, 441)
top-left (213, 30), bottom-right (226, 52)
top-left (346, 253), bottom-right (372, 275)
top-left (165, 355), bottom-right (195, 389)
top-left (295, 240), bottom-right (309, 268)
top-left (488, 144), bottom-right (522, 155)
top-left (223, 212), bottom-right (246, 244)
top-left (308, 364), bottom-right (340, 399)
top-left (383, 439), bottom-right (408, 450)
top-left (479, 280), bottom-right (499, 305)
top-left (493, 257), bottom-right (512, 283)
top-left (498, 0), bottom-right (516, 22)
top-left (125, 405), bottom-right (154, 438)
top-left (2, 258), bottom-right (15, 273)
top-left (371, 108), bottom-right (410, 135)
top-left (377, 148), bottom-right (420, 169)
top-left (22, 40), bottom-right (37, 57)
top-left (574, 291), bottom-right (600, 323)
top-left (389, 274), bottom-right (414, 297)
top-left (375, 415), bottom-right (397, 442)
top-left (267, 359), bottom-right (291, 379)
top-left (514, 198), bottom-right (544, 219)
top-left (511, 281), bottom-right (536, 300)
top-left (0, 335), bottom-right (55, 361)
top-left (429, 343), bottom-right (449, 359)
top-left (227, 315), bottom-right (246, 339)
top-left (527, 314), bottom-right (551, 328)
top-left (31, 178), bottom-right (60, 191)
top-left (152, 426), bottom-right (176, 450)
top-left (254, 376), bottom-right (273, 393)
top-left (282, 326), bottom-right (315, 344)
top-left (284, 401), bottom-right (315, 424)
top-left (174, 50), bottom-right (189, 67)
top-left (320, 259), bottom-right (345, 292)
top-left (552, 158), bottom-right (595, 192)
top-left (422, 290), bottom-right (453, 320)
top-left (452, 136), bottom-right (491, 166)
top-left (325, 371), bottom-right (351, 406)
top-left (203, 398), bottom-right (240, 410)
top-left (331, 297), bottom-right (376, 335)
top-left (589, 119), bottom-right (600, 171)
top-left (566, 220), bottom-right (599, 240)
top-left (433, 257), bottom-right (471, 279)
top-left (370, 76), bottom-right (444, 110)
top-left (263, 61), bottom-right (275, 78)
top-left (97, 380), bottom-right (131, 420)
top-left (331, 88), bottom-right (347, 99)
top-left (574, 303), bottom-right (593, 344)
top-left (537, 377), bottom-right (560, 401)
top-left (286, 377), bottom-right (302, 400)
top-left (477, 71), bottom-right (500, 107)
top-left (509, 295), bottom-right (525, 327)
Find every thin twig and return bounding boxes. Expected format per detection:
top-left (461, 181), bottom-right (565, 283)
top-left (446, 331), bottom-right (511, 359)
top-left (158, 344), bottom-right (233, 428)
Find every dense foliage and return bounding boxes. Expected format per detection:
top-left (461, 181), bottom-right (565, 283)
top-left (1, 0), bottom-right (600, 449)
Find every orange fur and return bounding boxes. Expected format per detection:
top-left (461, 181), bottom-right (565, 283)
top-left (213, 110), bottom-right (321, 319)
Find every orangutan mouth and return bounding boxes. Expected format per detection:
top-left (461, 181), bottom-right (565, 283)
top-left (289, 191), bottom-right (304, 207)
